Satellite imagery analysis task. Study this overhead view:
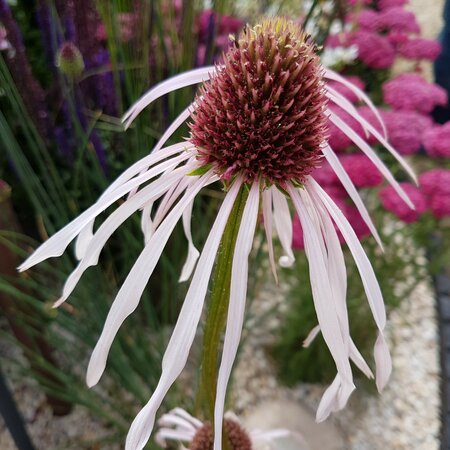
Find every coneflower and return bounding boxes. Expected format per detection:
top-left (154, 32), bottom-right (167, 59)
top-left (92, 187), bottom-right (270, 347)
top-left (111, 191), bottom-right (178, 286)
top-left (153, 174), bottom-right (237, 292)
top-left (19, 18), bottom-right (416, 450)
top-left (155, 408), bottom-right (304, 450)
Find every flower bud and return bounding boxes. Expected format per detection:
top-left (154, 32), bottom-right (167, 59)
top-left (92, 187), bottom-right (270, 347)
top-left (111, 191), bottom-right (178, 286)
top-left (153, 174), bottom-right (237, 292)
top-left (56, 42), bottom-right (85, 78)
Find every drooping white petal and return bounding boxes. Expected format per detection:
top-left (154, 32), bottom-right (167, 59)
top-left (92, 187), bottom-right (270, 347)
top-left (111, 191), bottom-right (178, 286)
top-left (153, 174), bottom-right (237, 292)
top-left (303, 325), bottom-right (374, 379)
top-left (307, 179), bottom-right (391, 388)
top-left (328, 110), bottom-right (414, 210)
top-left (349, 340), bottom-right (374, 379)
top-left (324, 68), bottom-right (387, 139)
top-left (74, 224), bottom-right (94, 260)
top-left (179, 198), bottom-right (200, 282)
top-left (271, 187), bottom-right (295, 267)
top-left (288, 185), bottom-right (353, 386)
top-left (262, 188), bottom-right (278, 282)
top-left (326, 89), bottom-right (417, 184)
top-left (374, 332), bottom-right (392, 391)
top-left (157, 414), bottom-right (196, 432)
top-left (86, 172), bottom-right (212, 388)
top-left (214, 182), bottom-right (259, 450)
top-left (124, 180), bottom-right (242, 450)
top-left (303, 324), bottom-right (321, 348)
top-left (18, 150), bottom-right (191, 272)
top-left (155, 428), bottom-right (195, 447)
top-left (316, 374), bottom-right (341, 422)
top-left (53, 166), bottom-right (192, 308)
top-left (307, 179), bottom-right (386, 329)
top-left (322, 144), bottom-right (383, 250)
top-left (170, 408), bottom-right (203, 429)
top-left (122, 67), bottom-right (215, 128)
top-left (304, 189), bottom-right (350, 352)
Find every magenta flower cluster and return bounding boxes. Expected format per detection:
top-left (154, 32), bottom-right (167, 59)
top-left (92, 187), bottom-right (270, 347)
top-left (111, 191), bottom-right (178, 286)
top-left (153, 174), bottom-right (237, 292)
top-left (423, 122), bottom-right (450, 158)
top-left (382, 74), bottom-right (448, 114)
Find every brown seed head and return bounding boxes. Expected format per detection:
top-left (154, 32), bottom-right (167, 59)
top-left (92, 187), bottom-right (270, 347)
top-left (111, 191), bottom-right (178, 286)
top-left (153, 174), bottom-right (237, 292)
top-left (190, 18), bottom-right (328, 186)
top-left (190, 419), bottom-right (252, 450)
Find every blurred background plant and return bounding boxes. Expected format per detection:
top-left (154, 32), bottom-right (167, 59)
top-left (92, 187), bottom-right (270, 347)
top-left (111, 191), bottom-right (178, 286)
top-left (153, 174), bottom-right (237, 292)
top-left (0, 0), bottom-right (449, 448)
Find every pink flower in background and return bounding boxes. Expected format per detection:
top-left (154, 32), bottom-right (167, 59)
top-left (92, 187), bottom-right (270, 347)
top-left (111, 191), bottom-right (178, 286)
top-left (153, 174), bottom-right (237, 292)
top-left (378, 7), bottom-right (420, 34)
top-left (198, 10), bottom-right (243, 42)
top-left (350, 10), bottom-right (381, 32)
top-left (348, 31), bottom-right (396, 69)
top-left (430, 194), bottom-right (450, 218)
top-left (387, 31), bottom-right (410, 47)
top-left (327, 76), bottom-right (365, 103)
top-left (311, 160), bottom-right (340, 186)
top-left (292, 215), bottom-right (304, 249)
top-left (419, 169), bottom-right (450, 196)
top-left (380, 183), bottom-right (427, 222)
top-left (377, 0), bottom-right (409, 10)
top-left (381, 110), bottom-right (432, 155)
top-left (340, 154), bottom-right (383, 188)
top-left (382, 73), bottom-right (448, 113)
top-left (423, 123), bottom-right (450, 158)
top-left (418, 169), bottom-right (450, 218)
top-left (397, 37), bottom-right (442, 60)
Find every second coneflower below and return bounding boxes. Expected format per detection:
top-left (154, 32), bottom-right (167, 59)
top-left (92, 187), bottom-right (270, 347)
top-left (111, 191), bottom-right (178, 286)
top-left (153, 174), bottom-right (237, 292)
top-left (19, 18), bottom-right (416, 450)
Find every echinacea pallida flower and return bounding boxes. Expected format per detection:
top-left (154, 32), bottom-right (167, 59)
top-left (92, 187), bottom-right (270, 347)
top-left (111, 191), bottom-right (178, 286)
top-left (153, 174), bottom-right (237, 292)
top-left (19, 18), bottom-right (416, 450)
top-left (155, 407), bottom-right (306, 450)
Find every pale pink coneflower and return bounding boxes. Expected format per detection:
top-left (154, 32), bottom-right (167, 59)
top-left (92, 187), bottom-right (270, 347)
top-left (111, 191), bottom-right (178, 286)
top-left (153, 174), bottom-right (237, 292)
top-left (19, 19), bottom-right (416, 450)
top-left (155, 408), bottom-right (306, 450)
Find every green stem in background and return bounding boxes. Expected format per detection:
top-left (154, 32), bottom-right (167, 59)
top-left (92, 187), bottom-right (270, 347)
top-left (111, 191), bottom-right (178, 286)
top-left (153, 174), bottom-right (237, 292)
top-left (195, 185), bottom-right (249, 425)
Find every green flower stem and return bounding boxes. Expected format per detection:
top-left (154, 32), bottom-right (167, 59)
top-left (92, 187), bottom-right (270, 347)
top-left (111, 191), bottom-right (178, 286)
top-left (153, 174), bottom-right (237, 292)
top-left (196, 185), bottom-right (249, 425)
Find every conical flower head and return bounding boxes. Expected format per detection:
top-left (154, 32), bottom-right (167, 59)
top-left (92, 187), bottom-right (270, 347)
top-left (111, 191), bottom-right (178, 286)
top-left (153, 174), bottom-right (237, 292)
top-left (191, 420), bottom-right (252, 450)
top-left (190, 18), bottom-right (328, 185)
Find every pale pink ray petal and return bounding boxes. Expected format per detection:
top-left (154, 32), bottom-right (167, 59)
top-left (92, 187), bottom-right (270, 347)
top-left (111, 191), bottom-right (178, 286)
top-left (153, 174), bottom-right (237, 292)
top-left (322, 144), bottom-right (383, 250)
top-left (349, 340), bottom-right (374, 379)
top-left (86, 172), bottom-right (212, 387)
top-left (141, 200), bottom-right (154, 246)
top-left (74, 225), bottom-right (94, 261)
top-left (303, 324), bottom-right (374, 379)
top-left (122, 67), bottom-right (216, 129)
top-left (102, 142), bottom-right (191, 200)
top-left (155, 429), bottom-right (195, 447)
top-left (124, 179), bottom-right (242, 450)
top-left (157, 414), bottom-right (196, 432)
top-left (171, 408), bottom-right (203, 429)
top-left (303, 324), bottom-right (321, 348)
top-left (307, 178), bottom-right (391, 388)
top-left (214, 182), bottom-right (260, 450)
top-left (307, 178), bottom-right (386, 328)
top-left (328, 110), bottom-right (414, 209)
top-left (18, 151), bottom-right (191, 272)
top-left (271, 187), bottom-right (295, 267)
top-left (153, 176), bottom-right (192, 230)
top-left (288, 185), bottom-right (353, 386)
top-left (53, 166), bottom-right (192, 308)
top-left (179, 197), bottom-right (200, 282)
top-left (127, 103), bottom-right (201, 199)
top-left (326, 89), bottom-right (417, 183)
top-left (262, 188), bottom-right (278, 283)
top-left (316, 374), bottom-right (341, 422)
top-left (374, 333), bottom-right (392, 391)
top-left (306, 189), bottom-right (350, 352)
top-left (324, 69), bottom-right (387, 139)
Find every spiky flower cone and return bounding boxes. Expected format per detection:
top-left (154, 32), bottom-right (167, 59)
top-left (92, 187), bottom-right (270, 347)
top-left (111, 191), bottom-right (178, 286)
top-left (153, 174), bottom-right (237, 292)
top-left (190, 419), bottom-right (253, 450)
top-left (190, 18), bottom-right (328, 186)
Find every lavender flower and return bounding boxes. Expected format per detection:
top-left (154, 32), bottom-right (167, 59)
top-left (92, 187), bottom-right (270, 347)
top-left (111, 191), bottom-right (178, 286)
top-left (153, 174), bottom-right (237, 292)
top-left (19, 19), bottom-right (416, 450)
